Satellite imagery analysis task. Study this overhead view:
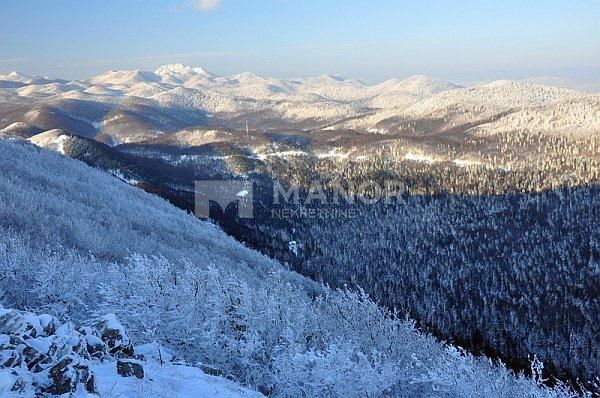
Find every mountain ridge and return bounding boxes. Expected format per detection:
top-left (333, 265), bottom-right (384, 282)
top-left (1, 65), bottom-right (599, 147)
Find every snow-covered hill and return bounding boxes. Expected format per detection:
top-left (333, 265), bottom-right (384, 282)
top-left (468, 95), bottom-right (600, 138)
top-left (27, 129), bottom-right (72, 154)
top-left (88, 69), bottom-right (161, 87)
top-left (0, 138), bottom-right (582, 397)
top-left (403, 80), bottom-right (584, 118)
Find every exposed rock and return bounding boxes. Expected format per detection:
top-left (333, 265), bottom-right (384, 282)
top-left (117, 359), bottom-right (144, 379)
top-left (46, 355), bottom-right (96, 395)
top-left (0, 349), bottom-right (21, 367)
top-left (0, 308), bottom-right (139, 396)
top-left (94, 314), bottom-right (134, 357)
top-left (21, 344), bottom-right (51, 372)
top-left (78, 326), bottom-right (110, 360)
top-left (0, 309), bottom-right (57, 339)
top-left (200, 364), bottom-right (223, 377)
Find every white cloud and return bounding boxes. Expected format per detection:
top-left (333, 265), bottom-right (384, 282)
top-left (194, 0), bottom-right (221, 11)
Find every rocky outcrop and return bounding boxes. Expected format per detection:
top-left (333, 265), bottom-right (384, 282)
top-left (93, 314), bottom-right (134, 357)
top-left (0, 308), bottom-right (141, 396)
top-left (46, 355), bottom-right (96, 395)
top-left (116, 359), bottom-right (144, 379)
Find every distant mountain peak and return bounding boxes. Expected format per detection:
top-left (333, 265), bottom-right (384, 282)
top-left (155, 63), bottom-right (217, 79)
top-left (232, 71), bottom-right (261, 78)
top-left (155, 63), bottom-right (191, 74)
top-left (89, 69), bottom-right (160, 85)
top-left (318, 73), bottom-right (348, 82)
top-left (400, 74), bottom-right (458, 87)
top-left (3, 71), bottom-right (33, 82)
top-left (372, 75), bottom-right (460, 97)
top-left (481, 79), bottom-right (581, 93)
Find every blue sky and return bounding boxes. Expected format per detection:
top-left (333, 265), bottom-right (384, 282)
top-left (1, 0), bottom-right (599, 82)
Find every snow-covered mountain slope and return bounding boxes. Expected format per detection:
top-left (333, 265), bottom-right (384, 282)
top-left (0, 122), bottom-right (43, 138)
top-left (0, 139), bottom-right (581, 397)
top-left (340, 80), bottom-right (596, 135)
top-left (468, 95), bottom-right (600, 138)
top-left (88, 69), bottom-right (161, 87)
top-left (0, 71), bottom-right (68, 86)
top-left (367, 75), bottom-right (461, 108)
top-left (16, 83), bottom-right (85, 98)
top-left (133, 127), bottom-right (236, 148)
top-left (27, 129), bottom-right (72, 154)
top-left (404, 80), bottom-right (584, 117)
top-left (0, 139), bottom-right (289, 279)
top-left (155, 63), bottom-right (220, 84)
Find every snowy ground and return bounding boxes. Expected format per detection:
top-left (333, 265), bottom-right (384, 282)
top-left (0, 361), bottom-right (262, 398)
top-left (92, 361), bottom-right (262, 398)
